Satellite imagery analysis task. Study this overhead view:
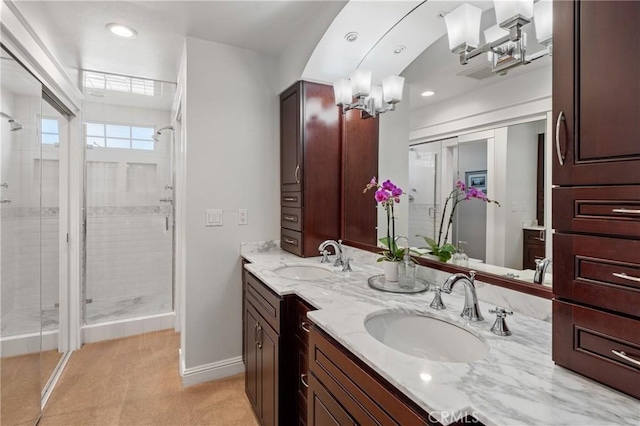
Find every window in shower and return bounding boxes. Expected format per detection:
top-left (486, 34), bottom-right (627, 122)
top-left (41, 118), bottom-right (59, 145)
top-left (86, 122), bottom-right (154, 150)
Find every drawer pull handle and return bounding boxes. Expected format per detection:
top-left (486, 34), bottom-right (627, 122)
top-left (283, 215), bottom-right (297, 222)
top-left (555, 111), bottom-right (566, 165)
top-left (612, 272), bottom-right (640, 283)
top-left (295, 165), bottom-right (301, 184)
top-left (612, 208), bottom-right (640, 215)
top-left (283, 197), bottom-right (298, 202)
top-left (300, 373), bottom-right (309, 388)
top-left (253, 322), bottom-right (259, 345)
top-left (283, 237), bottom-right (298, 246)
top-left (612, 350), bottom-right (640, 367)
top-left (300, 321), bottom-right (311, 333)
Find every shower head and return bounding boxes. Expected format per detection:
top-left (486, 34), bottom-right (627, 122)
top-left (9, 119), bottom-right (23, 131)
top-left (152, 125), bottom-right (174, 142)
top-left (1, 112), bottom-right (24, 131)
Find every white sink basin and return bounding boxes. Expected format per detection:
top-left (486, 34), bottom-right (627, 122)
top-left (364, 310), bottom-right (490, 363)
top-left (274, 265), bottom-right (334, 280)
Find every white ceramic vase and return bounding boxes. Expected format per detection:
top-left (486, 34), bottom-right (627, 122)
top-left (383, 260), bottom-right (400, 282)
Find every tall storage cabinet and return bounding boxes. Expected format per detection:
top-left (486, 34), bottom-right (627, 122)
top-left (551, 0), bottom-right (640, 399)
top-left (280, 81), bottom-right (341, 257)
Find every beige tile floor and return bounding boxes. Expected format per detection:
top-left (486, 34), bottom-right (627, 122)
top-left (38, 330), bottom-right (258, 426)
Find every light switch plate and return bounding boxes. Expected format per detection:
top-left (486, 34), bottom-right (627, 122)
top-left (205, 209), bottom-right (223, 226)
top-left (238, 209), bottom-right (248, 225)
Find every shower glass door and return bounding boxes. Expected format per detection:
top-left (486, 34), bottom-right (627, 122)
top-left (408, 145), bottom-right (440, 248)
top-left (0, 45), bottom-right (43, 425)
top-left (83, 71), bottom-right (175, 325)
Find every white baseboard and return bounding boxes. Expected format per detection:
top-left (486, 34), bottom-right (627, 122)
top-left (180, 355), bottom-right (244, 387)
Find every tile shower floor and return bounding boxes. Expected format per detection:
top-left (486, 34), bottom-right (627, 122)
top-left (1, 291), bottom-right (172, 337)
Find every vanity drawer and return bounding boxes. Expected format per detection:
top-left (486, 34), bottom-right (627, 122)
top-left (553, 300), bottom-right (640, 399)
top-left (295, 298), bottom-right (315, 345)
top-left (282, 228), bottom-right (303, 256)
top-left (553, 186), bottom-right (640, 238)
top-left (282, 192), bottom-right (302, 208)
top-left (554, 233), bottom-right (640, 317)
top-left (309, 327), bottom-right (433, 426)
top-left (245, 271), bottom-right (282, 334)
top-left (282, 207), bottom-right (303, 232)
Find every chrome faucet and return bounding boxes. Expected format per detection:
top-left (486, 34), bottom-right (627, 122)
top-left (318, 240), bottom-right (344, 267)
top-left (533, 258), bottom-right (552, 284)
top-left (441, 271), bottom-right (484, 322)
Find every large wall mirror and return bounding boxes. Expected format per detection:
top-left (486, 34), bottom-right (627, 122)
top-left (341, 0), bottom-right (553, 297)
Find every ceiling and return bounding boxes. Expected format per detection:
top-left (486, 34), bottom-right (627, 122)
top-left (12, 0), bottom-right (551, 113)
top-left (13, 0), bottom-right (346, 83)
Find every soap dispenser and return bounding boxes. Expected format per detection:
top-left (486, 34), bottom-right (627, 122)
top-left (452, 241), bottom-right (469, 267)
top-left (398, 244), bottom-right (416, 289)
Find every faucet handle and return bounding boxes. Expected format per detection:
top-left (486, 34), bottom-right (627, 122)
top-left (430, 287), bottom-right (446, 310)
top-left (320, 250), bottom-right (330, 264)
top-left (469, 270), bottom-right (476, 282)
top-left (489, 306), bottom-right (513, 336)
top-left (341, 258), bottom-right (353, 272)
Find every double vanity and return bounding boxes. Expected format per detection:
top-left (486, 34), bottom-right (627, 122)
top-left (241, 243), bottom-right (639, 426)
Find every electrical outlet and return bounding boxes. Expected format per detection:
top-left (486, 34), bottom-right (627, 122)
top-left (238, 209), bottom-right (248, 225)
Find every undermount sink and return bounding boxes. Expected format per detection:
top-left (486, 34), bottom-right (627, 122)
top-left (274, 265), bottom-right (334, 280)
top-left (364, 310), bottom-right (490, 363)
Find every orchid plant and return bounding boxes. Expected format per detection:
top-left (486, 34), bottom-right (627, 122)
top-left (418, 180), bottom-right (500, 262)
top-left (364, 177), bottom-right (406, 262)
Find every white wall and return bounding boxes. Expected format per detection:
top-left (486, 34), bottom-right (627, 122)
top-left (410, 65), bottom-right (551, 142)
top-left (377, 86), bottom-right (410, 243)
top-left (182, 37), bottom-right (279, 375)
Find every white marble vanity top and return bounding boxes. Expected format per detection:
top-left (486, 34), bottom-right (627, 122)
top-left (241, 244), bottom-right (639, 426)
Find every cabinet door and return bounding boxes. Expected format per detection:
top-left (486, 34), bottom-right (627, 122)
top-left (258, 320), bottom-right (280, 426)
top-left (554, 1), bottom-right (640, 185)
top-left (308, 373), bottom-right (356, 426)
top-left (281, 82), bottom-right (303, 192)
top-left (244, 305), bottom-right (259, 412)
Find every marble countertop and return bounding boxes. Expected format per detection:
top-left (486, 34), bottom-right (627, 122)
top-left (241, 246), bottom-right (639, 426)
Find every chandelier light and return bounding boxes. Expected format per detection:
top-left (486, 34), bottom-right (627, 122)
top-left (444, 0), bottom-right (552, 74)
top-left (333, 71), bottom-right (405, 118)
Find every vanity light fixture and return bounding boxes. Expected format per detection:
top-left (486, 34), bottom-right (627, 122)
top-left (443, 0), bottom-right (552, 74)
top-left (421, 90), bottom-right (435, 97)
top-left (333, 70), bottom-right (405, 118)
top-left (106, 23), bottom-right (138, 39)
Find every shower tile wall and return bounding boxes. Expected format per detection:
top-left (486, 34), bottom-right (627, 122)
top-left (1, 91), bottom-right (45, 339)
top-left (84, 102), bottom-right (172, 324)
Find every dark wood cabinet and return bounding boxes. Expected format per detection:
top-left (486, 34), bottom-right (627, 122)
top-left (552, 1), bottom-right (640, 186)
top-left (292, 299), bottom-right (315, 425)
top-left (553, 301), bottom-right (640, 399)
top-left (341, 109), bottom-right (379, 247)
top-left (243, 271), bottom-right (287, 426)
top-left (522, 229), bottom-right (545, 270)
top-left (307, 327), bottom-right (441, 426)
top-left (552, 0), bottom-right (640, 400)
top-left (280, 81), bottom-right (341, 257)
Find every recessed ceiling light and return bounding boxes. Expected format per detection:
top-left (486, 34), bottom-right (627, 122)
top-left (106, 23), bottom-right (137, 39)
top-left (421, 90), bottom-right (435, 97)
top-left (344, 32), bottom-right (359, 42)
top-left (393, 45), bottom-right (406, 55)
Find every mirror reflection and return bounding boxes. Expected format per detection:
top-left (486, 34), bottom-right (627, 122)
top-left (408, 120), bottom-right (552, 287)
top-left (343, 0), bottom-right (553, 290)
